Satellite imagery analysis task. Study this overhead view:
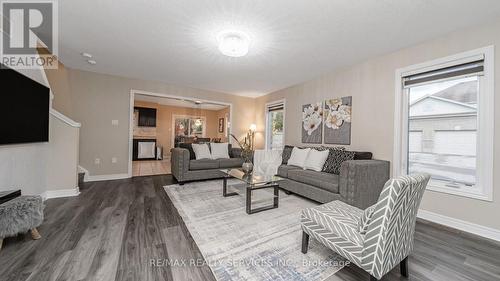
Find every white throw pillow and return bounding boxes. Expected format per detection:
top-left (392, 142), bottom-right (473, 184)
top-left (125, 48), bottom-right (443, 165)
top-left (192, 143), bottom-right (211, 160)
top-left (210, 142), bottom-right (230, 159)
top-left (304, 149), bottom-right (330, 172)
top-left (287, 147), bottom-right (311, 168)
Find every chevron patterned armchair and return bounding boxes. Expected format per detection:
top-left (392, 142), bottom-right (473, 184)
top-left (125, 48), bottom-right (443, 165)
top-left (300, 173), bottom-right (430, 280)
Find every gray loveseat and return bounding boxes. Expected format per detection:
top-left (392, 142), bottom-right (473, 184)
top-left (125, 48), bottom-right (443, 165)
top-left (278, 153), bottom-right (390, 209)
top-left (171, 146), bottom-right (244, 184)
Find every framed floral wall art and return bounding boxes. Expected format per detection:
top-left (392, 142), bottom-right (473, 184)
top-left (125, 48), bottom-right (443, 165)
top-left (301, 102), bottom-right (323, 143)
top-left (324, 96), bottom-right (352, 144)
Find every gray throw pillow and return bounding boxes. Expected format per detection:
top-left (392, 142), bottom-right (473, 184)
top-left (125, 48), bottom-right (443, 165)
top-left (322, 150), bottom-right (355, 174)
top-left (281, 145), bottom-right (294, 164)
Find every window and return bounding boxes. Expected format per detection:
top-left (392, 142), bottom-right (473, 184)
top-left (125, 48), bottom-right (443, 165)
top-left (408, 131), bottom-right (423, 153)
top-left (265, 101), bottom-right (285, 150)
top-left (174, 116), bottom-right (206, 138)
top-left (395, 47), bottom-right (494, 201)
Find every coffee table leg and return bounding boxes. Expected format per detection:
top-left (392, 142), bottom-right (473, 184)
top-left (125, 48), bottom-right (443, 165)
top-left (274, 185), bottom-right (279, 208)
top-left (222, 177), bottom-right (238, 197)
top-left (222, 177), bottom-right (227, 196)
top-left (247, 184), bottom-right (280, 214)
top-left (246, 186), bottom-right (251, 214)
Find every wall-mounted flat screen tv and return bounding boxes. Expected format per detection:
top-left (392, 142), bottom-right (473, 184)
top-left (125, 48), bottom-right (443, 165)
top-left (0, 64), bottom-right (50, 145)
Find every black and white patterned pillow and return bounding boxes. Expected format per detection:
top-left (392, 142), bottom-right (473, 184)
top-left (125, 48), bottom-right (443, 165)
top-left (322, 150), bottom-right (355, 174)
top-left (281, 145), bottom-right (294, 164)
top-left (303, 146), bottom-right (345, 152)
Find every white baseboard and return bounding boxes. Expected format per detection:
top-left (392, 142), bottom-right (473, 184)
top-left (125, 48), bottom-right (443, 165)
top-left (85, 173), bottom-right (130, 182)
top-left (42, 187), bottom-right (80, 200)
top-left (418, 209), bottom-right (500, 242)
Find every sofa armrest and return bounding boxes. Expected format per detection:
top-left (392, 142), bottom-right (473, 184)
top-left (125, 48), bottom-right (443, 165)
top-left (339, 160), bottom-right (390, 209)
top-left (171, 148), bottom-right (190, 182)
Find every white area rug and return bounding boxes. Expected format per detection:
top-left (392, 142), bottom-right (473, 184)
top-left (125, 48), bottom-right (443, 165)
top-left (164, 179), bottom-right (346, 281)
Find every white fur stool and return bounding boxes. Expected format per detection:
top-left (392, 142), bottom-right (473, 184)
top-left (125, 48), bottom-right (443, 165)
top-left (0, 195), bottom-right (44, 251)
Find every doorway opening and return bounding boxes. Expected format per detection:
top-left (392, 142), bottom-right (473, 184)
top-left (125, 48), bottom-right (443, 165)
top-left (128, 90), bottom-right (232, 177)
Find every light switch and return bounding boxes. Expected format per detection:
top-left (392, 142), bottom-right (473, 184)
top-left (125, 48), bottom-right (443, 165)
top-left (95, 158), bottom-right (101, 165)
top-left (111, 157), bottom-right (117, 163)
top-left (112, 119), bottom-right (119, 126)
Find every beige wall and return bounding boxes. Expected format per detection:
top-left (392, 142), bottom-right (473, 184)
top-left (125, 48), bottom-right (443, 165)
top-left (133, 100), bottom-right (229, 154)
top-left (256, 19), bottom-right (500, 231)
top-left (69, 69), bottom-right (255, 176)
top-left (38, 48), bottom-right (74, 118)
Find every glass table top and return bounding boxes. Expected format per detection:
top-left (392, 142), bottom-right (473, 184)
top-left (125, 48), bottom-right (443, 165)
top-left (220, 169), bottom-right (284, 185)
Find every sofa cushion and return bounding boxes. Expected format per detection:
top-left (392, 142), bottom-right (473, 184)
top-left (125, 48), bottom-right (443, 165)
top-left (219, 158), bottom-right (244, 169)
top-left (287, 169), bottom-right (339, 193)
top-left (192, 143), bottom-right (212, 160)
top-left (210, 142), bottom-right (230, 159)
top-left (189, 159), bottom-right (219, 170)
top-left (301, 200), bottom-right (364, 246)
top-left (288, 147), bottom-right (311, 168)
top-left (277, 165), bottom-right (301, 178)
top-left (322, 150), bottom-right (355, 174)
top-left (304, 149), bottom-right (330, 172)
top-left (353, 151), bottom-right (373, 160)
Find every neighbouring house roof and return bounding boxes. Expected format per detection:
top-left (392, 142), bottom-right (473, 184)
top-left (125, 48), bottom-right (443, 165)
top-left (431, 81), bottom-right (477, 104)
top-left (410, 81), bottom-right (477, 117)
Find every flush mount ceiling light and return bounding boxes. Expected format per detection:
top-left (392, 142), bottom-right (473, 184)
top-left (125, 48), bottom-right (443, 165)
top-left (81, 52), bottom-right (92, 58)
top-left (216, 30), bottom-right (250, 57)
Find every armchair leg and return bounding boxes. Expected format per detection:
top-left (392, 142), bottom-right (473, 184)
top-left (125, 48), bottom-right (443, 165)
top-left (400, 256), bottom-right (409, 277)
top-left (301, 231), bottom-right (309, 254)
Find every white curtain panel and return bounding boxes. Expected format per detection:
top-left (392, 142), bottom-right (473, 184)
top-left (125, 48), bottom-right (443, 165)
top-left (253, 149), bottom-right (283, 176)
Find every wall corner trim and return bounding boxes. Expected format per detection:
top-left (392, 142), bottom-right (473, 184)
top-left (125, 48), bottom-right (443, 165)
top-left (417, 209), bottom-right (500, 242)
top-left (42, 187), bottom-right (80, 200)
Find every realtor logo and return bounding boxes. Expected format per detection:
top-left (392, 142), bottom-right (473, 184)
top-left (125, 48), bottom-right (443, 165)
top-left (1, 0), bottom-right (58, 69)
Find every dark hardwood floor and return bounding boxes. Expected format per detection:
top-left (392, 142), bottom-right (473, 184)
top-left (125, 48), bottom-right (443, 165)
top-left (1, 175), bottom-right (499, 281)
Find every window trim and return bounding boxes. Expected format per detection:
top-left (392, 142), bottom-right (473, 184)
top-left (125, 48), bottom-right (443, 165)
top-left (394, 46), bottom-right (494, 201)
top-left (265, 99), bottom-right (286, 150)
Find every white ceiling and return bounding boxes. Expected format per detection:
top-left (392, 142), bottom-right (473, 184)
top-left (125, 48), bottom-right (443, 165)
top-left (58, 0), bottom-right (500, 97)
top-left (135, 94), bottom-right (228, 111)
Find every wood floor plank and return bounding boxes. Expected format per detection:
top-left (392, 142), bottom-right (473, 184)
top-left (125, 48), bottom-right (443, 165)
top-left (1, 175), bottom-right (499, 281)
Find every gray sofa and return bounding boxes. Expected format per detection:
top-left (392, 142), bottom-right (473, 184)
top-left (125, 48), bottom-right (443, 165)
top-left (278, 159), bottom-right (390, 209)
top-left (171, 147), bottom-right (244, 184)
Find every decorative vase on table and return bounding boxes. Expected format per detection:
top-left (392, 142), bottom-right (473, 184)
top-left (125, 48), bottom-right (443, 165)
top-left (231, 124), bottom-right (257, 175)
top-left (242, 160), bottom-right (253, 174)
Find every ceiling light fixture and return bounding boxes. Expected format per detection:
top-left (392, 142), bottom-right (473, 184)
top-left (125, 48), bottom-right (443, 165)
top-left (216, 30), bottom-right (250, 57)
top-left (87, 59), bottom-right (97, 65)
top-left (81, 52), bottom-right (92, 58)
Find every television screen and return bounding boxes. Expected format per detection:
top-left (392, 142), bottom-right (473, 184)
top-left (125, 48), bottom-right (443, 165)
top-left (0, 65), bottom-right (50, 145)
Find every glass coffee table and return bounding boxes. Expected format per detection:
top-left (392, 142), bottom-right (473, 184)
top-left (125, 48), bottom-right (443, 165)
top-left (220, 169), bottom-right (284, 214)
